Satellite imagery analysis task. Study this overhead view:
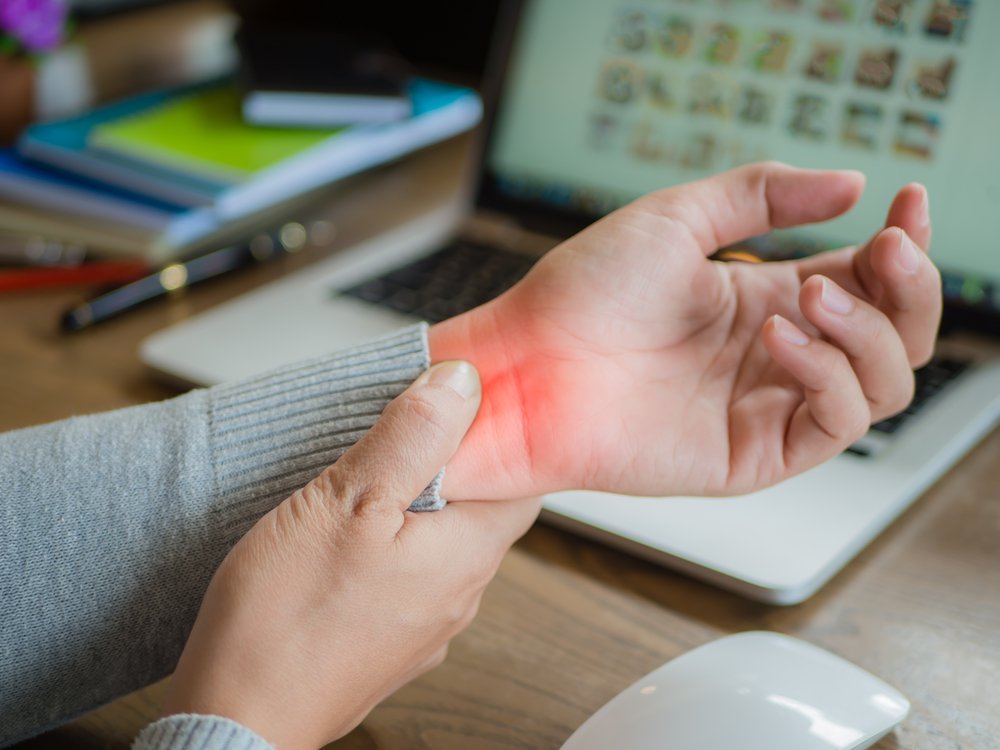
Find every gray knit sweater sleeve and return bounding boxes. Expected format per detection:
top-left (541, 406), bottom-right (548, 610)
top-left (133, 715), bottom-right (274, 750)
top-left (0, 324), bottom-right (438, 748)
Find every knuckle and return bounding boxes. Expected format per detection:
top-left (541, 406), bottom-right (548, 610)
top-left (839, 285), bottom-right (886, 335)
top-left (850, 408), bottom-right (872, 441)
top-left (819, 350), bottom-right (872, 442)
top-left (922, 257), bottom-right (942, 287)
top-left (929, 265), bottom-right (942, 290)
top-left (891, 372), bottom-right (917, 414)
top-left (276, 479), bottom-right (347, 542)
top-left (749, 160), bottom-right (786, 193)
top-left (458, 597), bottom-right (483, 631)
top-left (864, 308), bottom-right (892, 345)
top-left (283, 486), bottom-right (321, 527)
top-left (754, 159), bottom-right (787, 176)
top-left (911, 344), bottom-right (935, 369)
top-left (311, 464), bottom-right (393, 524)
top-left (307, 468), bottom-right (348, 504)
top-left (746, 163), bottom-right (772, 202)
top-left (803, 273), bottom-right (824, 290)
top-left (446, 600), bottom-right (470, 627)
top-left (439, 595), bottom-right (481, 636)
top-left (310, 467), bottom-right (365, 513)
top-left (832, 403), bottom-right (871, 445)
top-left (470, 556), bottom-right (500, 592)
top-left (442, 588), bottom-right (483, 633)
top-left (349, 483), bottom-right (392, 520)
top-left (453, 520), bottom-right (505, 587)
top-left (831, 345), bottom-right (853, 374)
top-left (429, 644), bottom-right (449, 670)
top-left (812, 347), bottom-right (849, 392)
top-left (483, 543), bottom-right (510, 582)
top-left (840, 397), bottom-right (872, 442)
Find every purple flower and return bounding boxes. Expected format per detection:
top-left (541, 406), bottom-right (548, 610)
top-left (0, 0), bottom-right (68, 53)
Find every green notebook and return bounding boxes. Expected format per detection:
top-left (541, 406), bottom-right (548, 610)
top-left (37, 77), bottom-right (480, 219)
top-left (89, 86), bottom-right (347, 183)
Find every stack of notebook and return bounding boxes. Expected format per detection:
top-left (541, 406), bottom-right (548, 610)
top-left (0, 78), bottom-right (481, 264)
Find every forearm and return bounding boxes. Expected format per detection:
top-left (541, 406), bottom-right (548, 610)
top-left (0, 326), bottom-right (433, 747)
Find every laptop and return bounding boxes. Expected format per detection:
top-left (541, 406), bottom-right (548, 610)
top-left (142, 0), bottom-right (1000, 604)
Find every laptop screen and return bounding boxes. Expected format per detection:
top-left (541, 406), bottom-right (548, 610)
top-left (480, 0), bottom-right (1000, 326)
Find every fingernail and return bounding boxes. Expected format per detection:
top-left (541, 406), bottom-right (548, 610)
top-left (895, 230), bottom-right (920, 274)
top-left (773, 315), bottom-right (810, 346)
top-left (414, 360), bottom-right (481, 401)
top-left (919, 186), bottom-right (930, 227)
top-left (820, 278), bottom-right (855, 315)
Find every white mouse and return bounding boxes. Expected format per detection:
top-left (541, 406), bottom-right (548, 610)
top-left (560, 631), bottom-right (909, 750)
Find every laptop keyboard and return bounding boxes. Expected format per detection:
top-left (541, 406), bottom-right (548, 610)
top-left (870, 357), bottom-right (970, 434)
top-left (847, 355), bottom-right (971, 456)
top-left (341, 240), bottom-right (536, 323)
top-left (340, 239), bottom-right (972, 456)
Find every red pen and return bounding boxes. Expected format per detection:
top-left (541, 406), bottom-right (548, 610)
top-left (0, 260), bottom-right (150, 292)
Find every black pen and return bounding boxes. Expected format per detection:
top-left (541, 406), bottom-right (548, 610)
top-left (61, 222), bottom-right (314, 332)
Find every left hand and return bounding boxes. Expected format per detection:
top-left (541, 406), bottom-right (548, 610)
top-left (430, 162), bottom-right (941, 500)
top-left (162, 361), bottom-right (540, 750)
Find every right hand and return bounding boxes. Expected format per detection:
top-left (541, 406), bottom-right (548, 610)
top-left (431, 162), bottom-right (941, 501)
top-left (162, 360), bottom-right (541, 750)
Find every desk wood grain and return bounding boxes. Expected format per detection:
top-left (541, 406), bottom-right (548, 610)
top-left (4, 137), bottom-right (999, 749)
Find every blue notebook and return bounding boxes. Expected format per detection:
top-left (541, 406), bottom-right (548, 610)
top-left (18, 79), bottom-right (482, 220)
top-left (19, 86), bottom-right (224, 208)
top-left (0, 148), bottom-right (219, 259)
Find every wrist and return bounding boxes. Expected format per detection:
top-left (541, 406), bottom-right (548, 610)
top-left (162, 681), bottom-right (343, 750)
top-left (428, 301), bottom-right (536, 500)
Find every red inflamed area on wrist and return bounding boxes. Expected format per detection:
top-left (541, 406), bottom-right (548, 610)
top-left (428, 307), bottom-right (538, 501)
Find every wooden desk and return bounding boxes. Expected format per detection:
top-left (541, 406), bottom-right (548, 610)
top-left (5, 137), bottom-right (999, 750)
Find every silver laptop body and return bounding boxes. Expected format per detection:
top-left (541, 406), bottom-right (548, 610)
top-left (142, 0), bottom-right (1000, 603)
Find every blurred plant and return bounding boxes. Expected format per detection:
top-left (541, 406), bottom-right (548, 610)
top-left (0, 0), bottom-right (70, 57)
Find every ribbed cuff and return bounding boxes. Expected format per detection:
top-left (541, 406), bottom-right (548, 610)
top-left (133, 715), bottom-right (274, 750)
top-left (205, 324), bottom-right (444, 547)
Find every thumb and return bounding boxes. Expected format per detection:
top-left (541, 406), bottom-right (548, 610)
top-left (321, 360), bottom-right (482, 513)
